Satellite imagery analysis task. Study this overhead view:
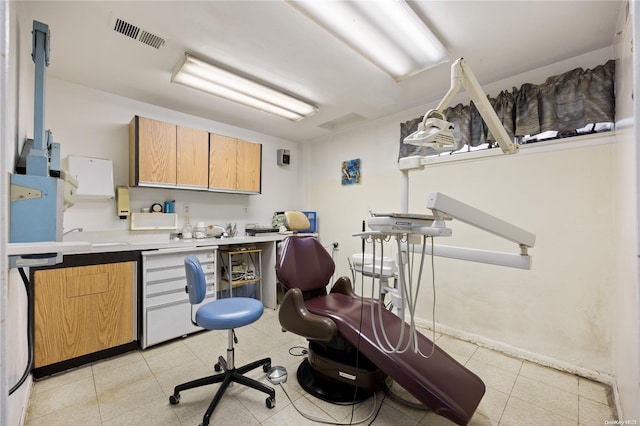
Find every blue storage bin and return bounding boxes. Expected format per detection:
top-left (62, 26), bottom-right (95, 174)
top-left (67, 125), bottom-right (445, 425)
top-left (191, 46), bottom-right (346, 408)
top-left (300, 211), bottom-right (317, 233)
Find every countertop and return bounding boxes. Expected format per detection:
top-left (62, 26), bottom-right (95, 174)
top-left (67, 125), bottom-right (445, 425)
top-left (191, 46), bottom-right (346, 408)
top-left (60, 230), bottom-right (291, 254)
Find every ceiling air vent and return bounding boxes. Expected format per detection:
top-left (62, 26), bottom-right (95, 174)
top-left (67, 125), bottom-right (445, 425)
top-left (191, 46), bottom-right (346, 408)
top-left (113, 18), bottom-right (165, 49)
top-left (138, 30), bottom-right (165, 49)
top-left (114, 18), bottom-right (140, 40)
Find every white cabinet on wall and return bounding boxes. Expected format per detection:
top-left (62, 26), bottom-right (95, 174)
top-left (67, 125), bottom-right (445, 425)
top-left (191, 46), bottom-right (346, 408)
top-left (141, 246), bottom-right (217, 348)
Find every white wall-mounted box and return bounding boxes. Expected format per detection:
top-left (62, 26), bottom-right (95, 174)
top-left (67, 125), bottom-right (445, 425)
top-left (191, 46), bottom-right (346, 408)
top-left (63, 155), bottom-right (115, 199)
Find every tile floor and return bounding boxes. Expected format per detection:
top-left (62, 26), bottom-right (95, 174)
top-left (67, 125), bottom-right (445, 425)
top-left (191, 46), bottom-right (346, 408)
top-left (25, 308), bottom-right (617, 425)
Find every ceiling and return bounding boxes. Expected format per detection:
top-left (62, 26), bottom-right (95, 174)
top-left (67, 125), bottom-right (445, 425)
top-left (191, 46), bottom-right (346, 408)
top-left (22, 1), bottom-right (623, 143)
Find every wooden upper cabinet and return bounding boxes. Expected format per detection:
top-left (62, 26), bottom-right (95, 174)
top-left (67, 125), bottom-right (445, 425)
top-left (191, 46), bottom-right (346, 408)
top-left (209, 134), bottom-right (237, 190)
top-left (236, 139), bottom-right (262, 193)
top-left (130, 116), bottom-right (209, 189)
top-left (177, 126), bottom-right (209, 188)
top-left (209, 134), bottom-right (261, 193)
top-left (131, 116), bottom-right (177, 186)
top-left (130, 116), bottom-right (261, 193)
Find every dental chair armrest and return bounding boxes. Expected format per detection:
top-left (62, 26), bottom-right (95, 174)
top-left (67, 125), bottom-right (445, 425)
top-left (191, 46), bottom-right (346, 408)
top-left (279, 288), bottom-right (338, 343)
top-left (329, 276), bottom-right (357, 298)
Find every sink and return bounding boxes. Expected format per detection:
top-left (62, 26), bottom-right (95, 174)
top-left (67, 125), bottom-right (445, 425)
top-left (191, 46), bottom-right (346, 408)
top-left (91, 242), bottom-right (131, 248)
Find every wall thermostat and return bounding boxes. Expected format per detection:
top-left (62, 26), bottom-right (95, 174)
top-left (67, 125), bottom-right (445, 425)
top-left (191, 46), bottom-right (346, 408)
top-left (277, 149), bottom-right (290, 166)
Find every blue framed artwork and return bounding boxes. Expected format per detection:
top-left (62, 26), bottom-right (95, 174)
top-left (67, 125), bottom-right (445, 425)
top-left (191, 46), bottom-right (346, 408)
top-left (341, 158), bottom-right (361, 185)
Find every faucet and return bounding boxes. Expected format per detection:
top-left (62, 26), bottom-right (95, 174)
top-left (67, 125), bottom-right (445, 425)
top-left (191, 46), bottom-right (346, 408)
top-left (63, 227), bottom-right (83, 236)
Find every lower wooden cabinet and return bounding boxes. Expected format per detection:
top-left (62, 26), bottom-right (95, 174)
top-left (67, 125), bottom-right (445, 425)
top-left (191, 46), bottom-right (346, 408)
top-left (34, 262), bottom-right (136, 368)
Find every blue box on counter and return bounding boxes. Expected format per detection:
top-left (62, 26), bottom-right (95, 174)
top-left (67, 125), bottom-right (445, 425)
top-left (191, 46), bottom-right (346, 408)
top-left (300, 211), bottom-right (317, 233)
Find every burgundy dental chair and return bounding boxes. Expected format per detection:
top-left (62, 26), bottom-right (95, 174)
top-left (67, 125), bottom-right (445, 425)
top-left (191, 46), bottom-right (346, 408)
top-left (275, 235), bottom-right (486, 425)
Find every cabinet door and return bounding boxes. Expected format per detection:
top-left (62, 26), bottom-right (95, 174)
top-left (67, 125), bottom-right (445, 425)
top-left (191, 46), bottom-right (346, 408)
top-left (177, 125), bottom-right (209, 188)
top-left (236, 139), bottom-right (262, 193)
top-left (136, 117), bottom-right (177, 185)
top-left (34, 262), bottom-right (135, 367)
top-left (209, 133), bottom-right (237, 190)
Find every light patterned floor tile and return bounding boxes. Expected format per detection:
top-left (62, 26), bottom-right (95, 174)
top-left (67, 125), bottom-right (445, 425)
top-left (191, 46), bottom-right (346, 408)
top-left (25, 308), bottom-right (621, 426)
top-left (27, 376), bottom-right (97, 420)
top-left (501, 396), bottom-right (578, 426)
top-left (96, 375), bottom-right (165, 421)
top-left (100, 394), bottom-right (180, 426)
top-left (466, 358), bottom-right (518, 395)
top-left (474, 387), bottom-right (509, 422)
top-left (25, 397), bottom-right (101, 426)
top-left (511, 375), bottom-right (579, 420)
top-left (579, 396), bottom-right (616, 426)
top-left (435, 335), bottom-right (479, 359)
top-left (30, 365), bottom-right (93, 395)
top-left (519, 360), bottom-right (579, 394)
top-left (579, 377), bottom-right (612, 405)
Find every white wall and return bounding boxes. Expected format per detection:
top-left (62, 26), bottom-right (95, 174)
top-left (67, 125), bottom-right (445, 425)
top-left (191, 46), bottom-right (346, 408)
top-left (305, 49), bottom-right (619, 379)
top-left (4, 1), bottom-right (36, 424)
top-left (47, 78), bottom-right (305, 234)
top-left (612, 1), bottom-right (640, 420)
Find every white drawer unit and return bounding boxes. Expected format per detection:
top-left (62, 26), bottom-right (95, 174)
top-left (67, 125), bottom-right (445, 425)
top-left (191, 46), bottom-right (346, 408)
top-left (141, 246), bottom-right (217, 348)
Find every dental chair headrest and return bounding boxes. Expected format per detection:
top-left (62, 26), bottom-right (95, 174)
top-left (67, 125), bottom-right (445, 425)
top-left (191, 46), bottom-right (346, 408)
top-left (284, 211), bottom-right (310, 232)
top-left (276, 236), bottom-right (335, 292)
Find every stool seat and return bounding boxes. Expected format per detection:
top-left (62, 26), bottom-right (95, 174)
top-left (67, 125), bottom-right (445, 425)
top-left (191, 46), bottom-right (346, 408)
top-left (196, 297), bottom-right (264, 330)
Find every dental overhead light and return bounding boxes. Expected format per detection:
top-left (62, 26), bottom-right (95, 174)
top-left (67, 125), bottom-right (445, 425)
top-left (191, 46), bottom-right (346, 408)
top-left (288, 0), bottom-right (449, 81)
top-left (392, 58), bottom-right (532, 267)
top-left (404, 109), bottom-right (456, 150)
top-left (404, 58), bottom-right (518, 155)
top-left (171, 54), bottom-right (318, 121)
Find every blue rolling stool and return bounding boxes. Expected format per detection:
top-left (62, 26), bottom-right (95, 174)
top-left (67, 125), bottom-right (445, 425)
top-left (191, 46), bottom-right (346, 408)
top-left (169, 255), bottom-right (275, 426)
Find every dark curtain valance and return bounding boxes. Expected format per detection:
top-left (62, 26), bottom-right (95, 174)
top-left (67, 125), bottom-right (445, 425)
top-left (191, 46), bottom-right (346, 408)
top-left (399, 59), bottom-right (615, 159)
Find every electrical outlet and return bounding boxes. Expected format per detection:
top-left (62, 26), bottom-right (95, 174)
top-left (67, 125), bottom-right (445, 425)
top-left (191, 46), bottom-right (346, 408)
top-left (183, 203), bottom-right (191, 215)
top-left (244, 207), bottom-right (248, 214)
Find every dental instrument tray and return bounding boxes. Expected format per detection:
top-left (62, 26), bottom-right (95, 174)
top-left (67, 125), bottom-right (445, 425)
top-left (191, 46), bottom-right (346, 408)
top-left (367, 212), bottom-right (452, 236)
top-left (245, 226), bottom-right (280, 236)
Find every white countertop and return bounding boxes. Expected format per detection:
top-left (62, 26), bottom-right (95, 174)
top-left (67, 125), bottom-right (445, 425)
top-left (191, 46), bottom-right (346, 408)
top-left (8, 241), bottom-right (92, 256)
top-left (60, 230), bottom-right (292, 254)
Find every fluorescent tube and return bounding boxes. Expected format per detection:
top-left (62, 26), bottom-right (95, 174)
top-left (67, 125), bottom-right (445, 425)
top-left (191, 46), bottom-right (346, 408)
top-left (171, 54), bottom-right (318, 121)
top-left (289, 0), bottom-right (449, 81)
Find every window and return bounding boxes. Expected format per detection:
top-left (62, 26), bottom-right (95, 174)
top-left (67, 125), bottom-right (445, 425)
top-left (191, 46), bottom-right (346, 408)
top-left (400, 60), bottom-right (615, 159)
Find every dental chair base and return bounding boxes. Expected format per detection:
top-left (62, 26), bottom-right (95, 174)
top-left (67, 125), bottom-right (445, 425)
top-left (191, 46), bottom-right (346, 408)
top-left (297, 340), bottom-right (387, 404)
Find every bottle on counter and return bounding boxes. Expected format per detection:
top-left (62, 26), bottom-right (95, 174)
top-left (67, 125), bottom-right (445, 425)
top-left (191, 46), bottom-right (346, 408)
top-left (194, 222), bottom-right (207, 239)
top-left (182, 205), bottom-right (193, 239)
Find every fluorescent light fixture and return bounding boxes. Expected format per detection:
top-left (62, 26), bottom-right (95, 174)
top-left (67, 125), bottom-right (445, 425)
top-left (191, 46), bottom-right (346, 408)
top-left (288, 0), bottom-right (449, 81)
top-left (171, 54), bottom-right (318, 121)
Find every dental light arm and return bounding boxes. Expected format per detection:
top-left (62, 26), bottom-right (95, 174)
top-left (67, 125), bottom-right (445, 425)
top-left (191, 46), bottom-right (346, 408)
top-left (403, 58), bottom-right (518, 155)
top-left (365, 192), bottom-right (535, 270)
top-left (427, 192), bottom-right (535, 249)
top-left (419, 192), bottom-right (536, 269)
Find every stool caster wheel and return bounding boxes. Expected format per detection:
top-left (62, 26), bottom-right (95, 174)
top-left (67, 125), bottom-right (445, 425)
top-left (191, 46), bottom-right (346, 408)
top-left (169, 393), bottom-right (180, 405)
top-left (262, 363), bottom-right (271, 373)
top-left (266, 397), bottom-right (275, 409)
top-left (214, 363), bottom-right (221, 372)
